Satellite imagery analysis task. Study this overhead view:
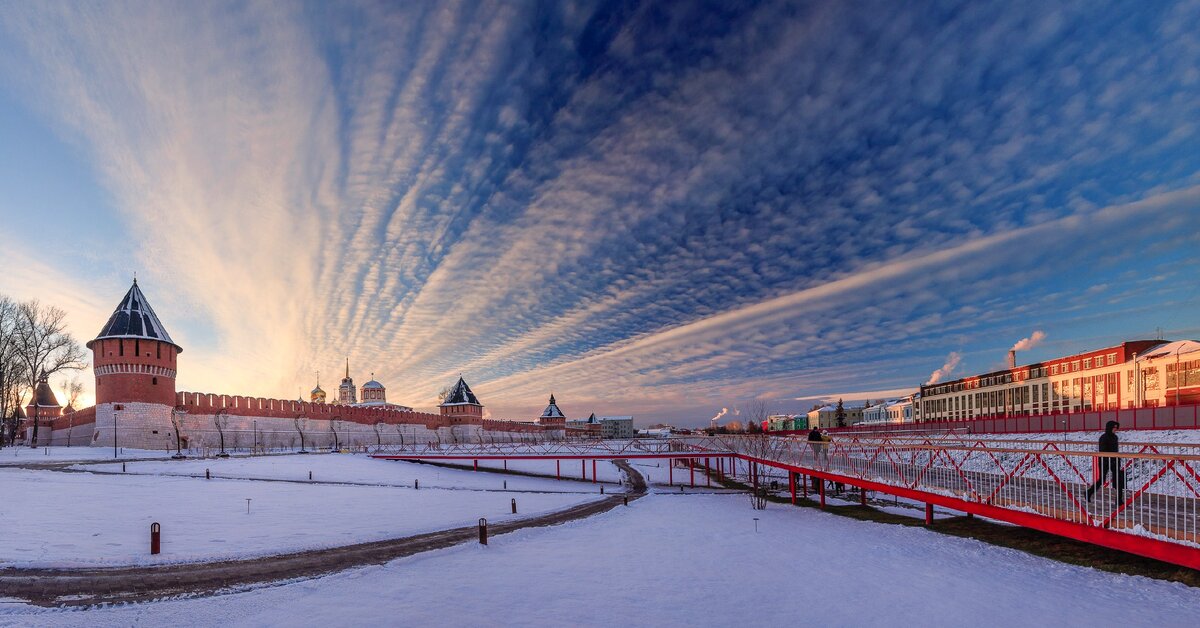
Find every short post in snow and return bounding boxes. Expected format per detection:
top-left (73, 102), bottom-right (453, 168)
top-left (478, 518), bottom-right (488, 545)
top-left (753, 517), bottom-right (760, 533)
top-left (503, 480), bottom-right (507, 490)
top-left (623, 496), bottom-right (629, 506)
top-left (924, 503), bottom-right (934, 526)
top-left (511, 498), bottom-right (517, 514)
top-left (150, 522), bottom-right (161, 555)
top-left (122, 462), bottom-right (126, 473)
top-left (415, 479), bottom-right (419, 490)
top-left (309, 470), bottom-right (312, 481)
top-left (600, 485), bottom-right (604, 494)
top-left (474, 459), bottom-right (478, 472)
top-left (206, 468), bottom-right (211, 480)
top-left (246, 498), bottom-right (252, 514)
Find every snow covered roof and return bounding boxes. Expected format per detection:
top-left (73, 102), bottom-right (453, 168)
top-left (1140, 340), bottom-right (1200, 360)
top-left (540, 394), bottom-right (565, 418)
top-left (441, 376), bottom-right (482, 406)
top-left (88, 280), bottom-right (181, 352)
top-left (362, 380), bottom-right (384, 390)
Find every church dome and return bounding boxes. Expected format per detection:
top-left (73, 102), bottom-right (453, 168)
top-left (362, 380), bottom-right (384, 390)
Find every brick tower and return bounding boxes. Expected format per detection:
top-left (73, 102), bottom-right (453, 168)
top-left (86, 279), bottom-right (182, 448)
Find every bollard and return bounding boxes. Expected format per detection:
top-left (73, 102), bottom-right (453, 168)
top-left (150, 522), bottom-right (161, 555)
top-left (679, 485), bottom-right (684, 493)
top-left (600, 485), bottom-right (605, 494)
top-left (415, 479), bottom-right (419, 490)
top-left (623, 496), bottom-right (628, 506)
top-left (206, 468), bottom-right (211, 480)
top-left (511, 498), bottom-right (517, 514)
top-left (503, 480), bottom-right (507, 490)
top-left (122, 463), bottom-right (126, 473)
top-left (309, 471), bottom-right (312, 481)
top-left (478, 518), bottom-right (488, 545)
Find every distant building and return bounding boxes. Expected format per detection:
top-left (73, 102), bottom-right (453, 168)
top-left (598, 415), bottom-right (635, 439)
top-left (767, 414), bottom-right (807, 431)
top-left (807, 402), bottom-right (867, 428)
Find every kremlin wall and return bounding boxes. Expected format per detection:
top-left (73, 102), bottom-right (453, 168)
top-left (32, 281), bottom-right (568, 450)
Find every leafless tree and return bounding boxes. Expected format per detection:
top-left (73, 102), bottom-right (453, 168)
top-left (0, 296), bottom-right (29, 447)
top-left (14, 300), bottom-right (87, 447)
top-left (294, 415), bottom-right (309, 452)
top-left (396, 424), bottom-right (406, 448)
top-left (214, 409), bottom-right (230, 457)
top-left (171, 406), bottom-right (187, 458)
top-left (373, 421), bottom-right (384, 447)
top-left (330, 418), bottom-right (341, 451)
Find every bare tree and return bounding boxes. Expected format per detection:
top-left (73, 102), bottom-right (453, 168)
top-left (0, 296), bottom-right (28, 447)
top-left (746, 399), bottom-right (769, 434)
top-left (294, 415), bottom-right (309, 453)
top-left (171, 406), bottom-right (187, 458)
top-left (58, 377), bottom-right (84, 447)
top-left (396, 424), bottom-right (406, 448)
top-left (373, 421), bottom-right (384, 447)
top-left (15, 301), bottom-right (87, 447)
top-left (214, 409), bottom-right (230, 457)
top-left (330, 418), bottom-right (341, 451)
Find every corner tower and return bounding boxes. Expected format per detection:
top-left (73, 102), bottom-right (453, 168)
top-left (439, 376), bottom-right (483, 422)
top-left (87, 280), bottom-right (181, 448)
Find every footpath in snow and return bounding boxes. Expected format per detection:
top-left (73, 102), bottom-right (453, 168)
top-left (6, 493), bottom-right (1199, 626)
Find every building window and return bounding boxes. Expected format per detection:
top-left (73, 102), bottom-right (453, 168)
top-left (1108, 353), bottom-right (1117, 365)
top-left (1072, 361), bottom-right (1080, 372)
top-left (152, 377), bottom-right (158, 385)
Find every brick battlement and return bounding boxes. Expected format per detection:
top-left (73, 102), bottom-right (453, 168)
top-left (176, 391), bottom-right (550, 433)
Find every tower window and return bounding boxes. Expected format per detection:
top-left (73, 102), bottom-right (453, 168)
top-left (157, 343), bottom-right (161, 359)
top-left (119, 341), bottom-right (124, 357)
top-left (152, 377), bottom-right (158, 385)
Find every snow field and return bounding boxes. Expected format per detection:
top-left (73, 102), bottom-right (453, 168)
top-left (75, 453), bottom-right (610, 493)
top-left (468, 457), bottom-right (627, 484)
top-left (8, 493), bottom-right (1199, 627)
top-left (0, 446), bottom-right (170, 465)
top-left (0, 457), bottom-right (605, 568)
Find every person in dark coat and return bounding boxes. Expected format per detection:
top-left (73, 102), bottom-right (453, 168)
top-left (1084, 420), bottom-right (1124, 506)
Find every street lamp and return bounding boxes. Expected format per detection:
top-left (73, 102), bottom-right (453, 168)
top-left (113, 409), bottom-right (119, 459)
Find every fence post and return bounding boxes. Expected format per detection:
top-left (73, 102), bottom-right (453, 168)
top-left (924, 503), bottom-right (934, 525)
top-left (511, 498), bottom-right (517, 514)
top-left (478, 518), bottom-right (488, 545)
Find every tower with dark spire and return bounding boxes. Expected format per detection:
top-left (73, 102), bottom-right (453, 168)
top-left (537, 393), bottom-right (566, 427)
top-left (438, 376), bottom-right (483, 423)
top-left (88, 278), bottom-right (182, 407)
top-left (87, 279), bottom-right (182, 449)
top-left (337, 358), bottom-right (356, 404)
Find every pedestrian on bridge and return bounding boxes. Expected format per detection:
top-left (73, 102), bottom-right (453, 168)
top-left (808, 427), bottom-right (827, 468)
top-left (1084, 421), bottom-right (1125, 507)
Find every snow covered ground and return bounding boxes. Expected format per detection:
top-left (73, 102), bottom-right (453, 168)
top-left (469, 456), bottom-right (628, 484)
top-left (0, 455), bottom-right (606, 568)
top-left (75, 453), bottom-right (620, 493)
top-left (5, 493), bottom-right (1198, 626)
top-left (0, 446), bottom-right (170, 465)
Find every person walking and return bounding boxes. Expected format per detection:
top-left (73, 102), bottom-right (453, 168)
top-left (1084, 420), bottom-right (1125, 507)
top-left (807, 426), bottom-right (825, 467)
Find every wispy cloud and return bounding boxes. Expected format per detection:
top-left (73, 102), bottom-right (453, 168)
top-left (0, 2), bottom-right (1198, 425)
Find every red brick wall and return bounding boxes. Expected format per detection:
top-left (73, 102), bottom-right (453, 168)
top-left (93, 338), bottom-right (178, 406)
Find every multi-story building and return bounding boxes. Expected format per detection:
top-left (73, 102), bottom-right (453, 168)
top-left (807, 402), bottom-right (867, 428)
top-left (918, 340), bottom-right (1200, 422)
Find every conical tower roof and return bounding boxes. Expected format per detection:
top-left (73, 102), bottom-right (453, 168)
top-left (87, 279), bottom-right (181, 352)
top-left (441, 376), bottom-right (481, 406)
top-left (540, 394), bottom-right (564, 419)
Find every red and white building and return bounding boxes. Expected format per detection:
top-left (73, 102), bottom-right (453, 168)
top-left (918, 339), bottom-right (1200, 423)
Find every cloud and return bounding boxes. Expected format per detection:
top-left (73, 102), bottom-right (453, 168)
top-left (1011, 331), bottom-right (1047, 352)
top-left (925, 352), bottom-right (963, 386)
top-left (0, 2), bottom-right (1198, 427)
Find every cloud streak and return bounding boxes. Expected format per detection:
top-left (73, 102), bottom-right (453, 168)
top-left (0, 1), bottom-right (1198, 425)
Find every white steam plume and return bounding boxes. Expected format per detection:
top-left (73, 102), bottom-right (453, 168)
top-left (926, 352), bottom-right (962, 385)
top-left (1011, 331), bottom-right (1047, 352)
top-left (710, 407), bottom-right (728, 424)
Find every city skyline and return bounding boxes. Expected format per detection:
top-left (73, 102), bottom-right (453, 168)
top-left (3, 2), bottom-right (1200, 426)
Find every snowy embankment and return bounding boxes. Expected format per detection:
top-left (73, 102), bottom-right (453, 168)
top-left (468, 457), bottom-right (627, 484)
top-left (8, 493), bottom-right (1198, 626)
top-left (0, 456), bottom-right (605, 568)
top-left (75, 453), bottom-right (611, 493)
top-left (0, 446), bottom-right (170, 465)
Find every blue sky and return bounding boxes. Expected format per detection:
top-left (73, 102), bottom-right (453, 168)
top-left (1, 1), bottom-right (1199, 426)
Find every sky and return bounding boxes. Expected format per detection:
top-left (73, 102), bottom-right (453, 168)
top-left (1, 1), bottom-right (1199, 427)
